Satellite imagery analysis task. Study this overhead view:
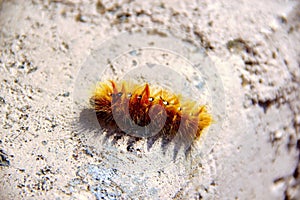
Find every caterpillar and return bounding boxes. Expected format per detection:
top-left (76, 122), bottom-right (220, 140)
top-left (89, 80), bottom-right (212, 145)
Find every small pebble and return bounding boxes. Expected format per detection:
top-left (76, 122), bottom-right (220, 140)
top-left (274, 130), bottom-right (283, 140)
top-left (62, 92), bottom-right (70, 97)
top-left (0, 96), bottom-right (5, 104)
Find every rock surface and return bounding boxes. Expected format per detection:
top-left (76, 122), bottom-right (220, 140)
top-left (0, 0), bottom-right (299, 199)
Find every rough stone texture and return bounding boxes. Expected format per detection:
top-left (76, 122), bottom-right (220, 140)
top-left (0, 0), bottom-right (299, 199)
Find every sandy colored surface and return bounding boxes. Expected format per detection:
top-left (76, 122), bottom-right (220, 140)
top-left (0, 0), bottom-right (299, 199)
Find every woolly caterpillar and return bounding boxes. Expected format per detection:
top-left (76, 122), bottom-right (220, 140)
top-left (89, 80), bottom-right (212, 147)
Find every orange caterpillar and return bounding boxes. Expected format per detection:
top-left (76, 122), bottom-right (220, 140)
top-left (90, 80), bottom-right (212, 143)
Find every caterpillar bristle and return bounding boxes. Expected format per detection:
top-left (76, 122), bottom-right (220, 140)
top-left (90, 80), bottom-right (212, 145)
